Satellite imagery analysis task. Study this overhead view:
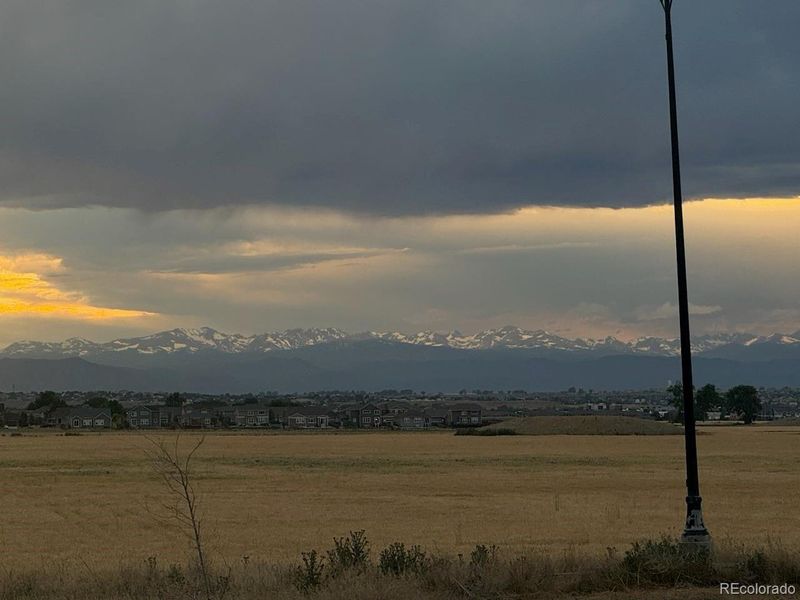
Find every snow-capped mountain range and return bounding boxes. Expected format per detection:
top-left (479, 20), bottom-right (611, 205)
top-left (2, 325), bottom-right (799, 359)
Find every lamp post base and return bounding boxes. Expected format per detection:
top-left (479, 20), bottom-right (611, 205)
top-left (681, 495), bottom-right (711, 547)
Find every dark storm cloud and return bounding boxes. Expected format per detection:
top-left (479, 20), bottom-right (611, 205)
top-left (1, 0), bottom-right (799, 215)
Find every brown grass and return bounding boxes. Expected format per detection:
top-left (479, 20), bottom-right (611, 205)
top-left (0, 426), bottom-right (798, 575)
top-left (1, 535), bottom-right (798, 599)
top-left (480, 415), bottom-right (682, 435)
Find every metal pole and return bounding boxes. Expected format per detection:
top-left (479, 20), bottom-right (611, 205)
top-left (659, 0), bottom-right (710, 545)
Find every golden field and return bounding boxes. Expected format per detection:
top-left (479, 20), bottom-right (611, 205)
top-left (1, 425), bottom-right (798, 570)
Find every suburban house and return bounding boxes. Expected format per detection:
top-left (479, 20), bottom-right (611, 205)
top-left (48, 407), bottom-right (112, 429)
top-left (284, 406), bottom-right (332, 429)
top-left (1, 409), bottom-right (24, 428)
top-left (126, 405), bottom-right (182, 428)
top-left (425, 407), bottom-right (449, 428)
top-left (446, 403), bottom-right (483, 426)
top-left (378, 400), bottom-right (412, 416)
top-left (23, 398), bottom-right (485, 431)
top-left (331, 401), bottom-right (481, 429)
top-left (334, 403), bottom-right (384, 428)
top-left (181, 408), bottom-right (221, 428)
top-left (335, 403), bottom-right (364, 427)
top-left (126, 406), bottom-right (154, 428)
top-left (357, 403), bottom-right (384, 428)
top-left (228, 404), bottom-right (271, 427)
top-left (394, 410), bottom-right (428, 429)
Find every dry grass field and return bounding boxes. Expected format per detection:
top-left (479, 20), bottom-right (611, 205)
top-left (479, 415), bottom-right (682, 435)
top-left (1, 424), bottom-right (799, 574)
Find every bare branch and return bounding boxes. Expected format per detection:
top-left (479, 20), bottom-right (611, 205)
top-left (146, 433), bottom-right (212, 600)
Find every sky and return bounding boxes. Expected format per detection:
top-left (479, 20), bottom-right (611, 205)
top-left (1, 1), bottom-right (799, 345)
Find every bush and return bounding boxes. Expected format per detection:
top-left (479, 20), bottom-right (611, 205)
top-left (379, 542), bottom-right (429, 576)
top-left (294, 550), bottom-right (325, 592)
top-left (734, 544), bottom-right (800, 584)
top-left (469, 544), bottom-right (498, 570)
top-left (744, 549), bottom-right (770, 583)
top-left (4, 536), bottom-right (800, 599)
top-left (327, 530), bottom-right (370, 575)
top-left (621, 536), bottom-right (714, 586)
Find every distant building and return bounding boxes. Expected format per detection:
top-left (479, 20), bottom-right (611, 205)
top-left (181, 408), bottom-right (222, 428)
top-left (1, 410), bottom-right (24, 428)
top-left (425, 408), bottom-right (449, 428)
top-left (446, 403), bottom-right (482, 426)
top-left (395, 410), bottom-right (428, 429)
top-left (228, 404), bottom-right (271, 427)
top-left (285, 406), bottom-right (332, 429)
top-left (126, 405), bottom-right (182, 428)
top-left (357, 403), bottom-right (384, 428)
top-left (48, 407), bottom-right (112, 429)
top-left (379, 400), bottom-right (412, 416)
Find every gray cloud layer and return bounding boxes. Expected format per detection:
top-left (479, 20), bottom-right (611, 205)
top-left (2, 1), bottom-right (799, 215)
top-left (2, 200), bottom-right (800, 346)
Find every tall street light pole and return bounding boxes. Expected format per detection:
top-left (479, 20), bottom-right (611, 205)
top-left (658, 0), bottom-right (710, 546)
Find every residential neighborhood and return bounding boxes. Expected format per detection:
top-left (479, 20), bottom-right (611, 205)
top-left (0, 394), bottom-right (484, 430)
top-left (2, 386), bottom-right (799, 431)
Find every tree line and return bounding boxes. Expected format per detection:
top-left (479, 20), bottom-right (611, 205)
top-left (666, 383), bottom-right (762, 424)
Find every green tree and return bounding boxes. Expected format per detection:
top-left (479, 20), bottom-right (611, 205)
top-left (695, 384), bottom-right (721, 421)
top-left (725, 385), bottom-right (761, 424)
top-left (269, 398), bottom-right (298, 407)
top-left (666, 383), bottom-right (684, 423)
top-left (666, 382), bottom-right (703, 424)
top-left (165, 392), bottom-right (185, 407)
top-left (84, 396), bottom-right (125, 426)
top-left (27, 390), bottom-right (66, 412)
top-left (85, 395), bottom-right (108, 408)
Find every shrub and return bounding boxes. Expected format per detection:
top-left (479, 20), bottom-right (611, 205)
top-left (166, 563), bottom-right (186, 586)
top-left (145, 555), bottom-right (158, 576)
top-left (379, 542), bottom-right (429, 576)
top-left (621, 536), bottom-right (714, 586)
top-left (505, 556), bottom-right (539, 595)
top-left (743, 549), bottom-right (770, 583)
top-left (469, 544), bottom-right (498, 570)
top-left (327, 530), bottom-right (370, 575)
top-left (294, 550), bottom-right (325, 592)
top-left (734, 545), bottom-right (800, 584)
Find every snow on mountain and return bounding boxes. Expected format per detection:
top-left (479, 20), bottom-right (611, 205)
top-left (248, 328), bottom-right (350, 352)
top-left (374, 326), bottom-right (595, 351)
top-left (762, 333), bottom-right (800, 345)
top-left (2, 325), bottom-right (799, 359)
top-left (464, 326), bottom-right (586, 350)
top-left (1, 337), bottom-right (101, 358)
top-left (629, 336), bottom-right (679, 355)
top-left (106, 327), bottom-right (251, 355)
top-left (627, 332), bottom-right (772, 356)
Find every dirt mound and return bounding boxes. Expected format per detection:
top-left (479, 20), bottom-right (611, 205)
top-left (481, 415), bottom-right (682, 436)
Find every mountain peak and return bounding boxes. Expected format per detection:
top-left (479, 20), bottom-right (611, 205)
top-left (3, 326), bottom-right (800, 360)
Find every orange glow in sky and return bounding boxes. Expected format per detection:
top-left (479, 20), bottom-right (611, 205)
top-left (0, 254), bottom-right (154, 321)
